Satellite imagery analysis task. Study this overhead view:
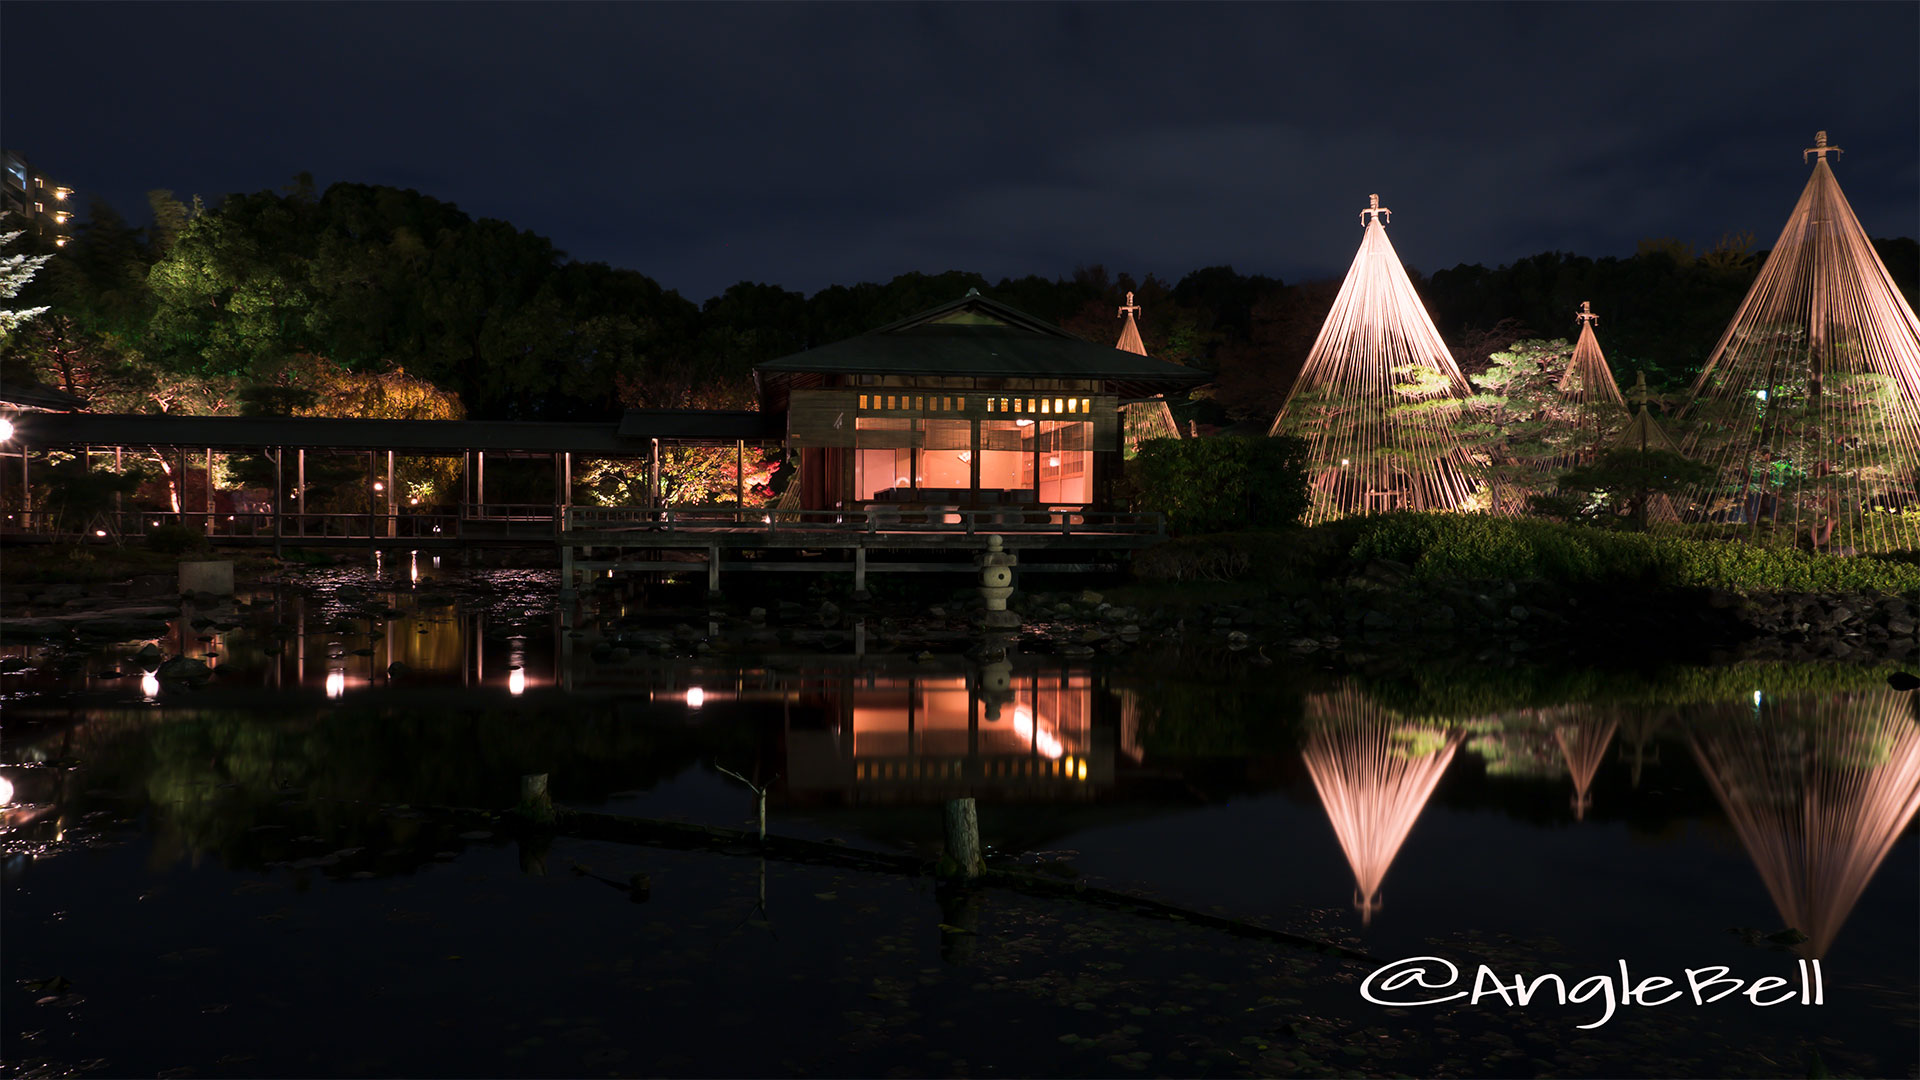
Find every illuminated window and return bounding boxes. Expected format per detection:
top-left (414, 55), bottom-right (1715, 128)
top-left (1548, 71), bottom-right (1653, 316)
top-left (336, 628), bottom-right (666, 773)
top-left (1054, 398), bottom-right (1065, 414)
top-left (1041, 399), bottom-right (1051, 414)
top-left (957, 397), bottom-right (965, 411)
top-left (1066, 398), bottom-right (1077, 413)
top-left (986, 398), bottom-right (995, 412)
top-left (1082, 398), bottom-right (1092, 413)
top-left (886, 395), bottom-right (896, 409)
top-left (915, 396), bottom-right (924, 411)
top-left (859, 394), bottom-right (869, 409)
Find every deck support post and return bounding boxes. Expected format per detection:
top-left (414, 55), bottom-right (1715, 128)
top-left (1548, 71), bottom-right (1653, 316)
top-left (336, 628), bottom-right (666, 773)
top-left (854, 544), bottom-right (867, 593)
top-left (296, 449), bottom-right (306, 538)
top-left (735, 440), bottom-right (745, 513)
top-left (940, 797), bottom-right (985, 882)
top-left (707, 543), bottom-right (721, 594)
top-left (206, 447), bottom-right (216, 535)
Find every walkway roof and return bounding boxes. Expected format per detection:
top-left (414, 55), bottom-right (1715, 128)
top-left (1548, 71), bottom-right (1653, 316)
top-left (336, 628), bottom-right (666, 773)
top-left (9, 410), bottom-right (780, 453)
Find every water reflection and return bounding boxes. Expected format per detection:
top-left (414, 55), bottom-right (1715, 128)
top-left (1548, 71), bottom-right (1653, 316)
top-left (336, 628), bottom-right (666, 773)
top-left (1300, 687), bottom-right (1461, 924)
top-left (1549, 708), bottom-right (1620, 820)
top-left (1690, 689), bottom-right (1920, 958)
top-left (784, 665), bottom-right (1103, 802)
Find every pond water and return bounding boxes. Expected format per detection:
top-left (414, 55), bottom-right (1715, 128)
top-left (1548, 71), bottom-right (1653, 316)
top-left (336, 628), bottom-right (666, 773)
top-left (2, 565), bottom-right (1915, 1079)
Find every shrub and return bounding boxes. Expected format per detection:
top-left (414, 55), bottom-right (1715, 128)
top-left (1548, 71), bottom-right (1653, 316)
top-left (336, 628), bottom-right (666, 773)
top-left (1127, 435), bottom-right (1311, 534)
top-left (146, 523), bottom-right (208, 555)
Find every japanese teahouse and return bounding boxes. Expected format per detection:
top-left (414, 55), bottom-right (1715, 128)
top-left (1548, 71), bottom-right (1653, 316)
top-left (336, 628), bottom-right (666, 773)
top-left (754, 289), bottom-right (1205, 515)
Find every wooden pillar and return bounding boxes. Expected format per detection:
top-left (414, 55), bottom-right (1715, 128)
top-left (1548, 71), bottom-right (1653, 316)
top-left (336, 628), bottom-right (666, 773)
top-left (272, 447), bottom-right (284, 558)
top-left (296, 448), bottom-right (306, 538)
top-left (552, 451), bottom-right (564, 536)
top-left (476, 451), bottom-right (485, 516)
top-left (385, 450), bottom-right (396, 538)
top-left (20, 446), bottom-right (30, 528)
top-left (456, 451), bottom-right (467, 540)
top-left (707, 542), bottom-right (720, 594)
top-left (649, 438), bottom-right (661, 509)
top-left (735, 440), bottom-right (745, 512)
top-left (114, 446), bottom-right (124, 527)
top-left (562, 451), bottom-right (572, 532)
top-left (367, 450), bottom-right (377, 544)
top-left (205, 447), bottom-right (216, 535)
top-left (854, 545), bottom-right (866, 593)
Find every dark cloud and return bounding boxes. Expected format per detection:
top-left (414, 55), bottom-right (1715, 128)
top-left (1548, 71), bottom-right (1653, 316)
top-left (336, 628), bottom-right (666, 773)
top-left (5, 2), bottom-right (1914, 301)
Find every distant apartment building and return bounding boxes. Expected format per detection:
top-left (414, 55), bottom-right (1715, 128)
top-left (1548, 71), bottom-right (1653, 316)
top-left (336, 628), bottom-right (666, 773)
top-left (2, 150), bottom-right (74, 245)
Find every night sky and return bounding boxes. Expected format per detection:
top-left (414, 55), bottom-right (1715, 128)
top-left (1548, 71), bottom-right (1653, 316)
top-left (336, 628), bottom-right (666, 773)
top-left (5, 2), bottom-right (1916, 302)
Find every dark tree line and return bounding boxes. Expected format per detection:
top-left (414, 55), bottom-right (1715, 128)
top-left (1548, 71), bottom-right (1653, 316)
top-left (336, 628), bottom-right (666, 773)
top-left (5, 175), bottom-right (1914, 428)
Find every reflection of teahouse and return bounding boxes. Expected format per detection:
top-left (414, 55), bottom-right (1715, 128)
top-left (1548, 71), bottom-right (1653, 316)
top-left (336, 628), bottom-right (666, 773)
top-left (1300, 688), bottom-right (1462, 924)
top-left (1690, 690), bottom-right (1920, 958)
top-left (1549, 707), bottom-right (1620, 820)
top-left (1268, 195), bottom-right (1481, 523)
top-left (1115, 292), bottom-right (1181, 451)
top-left (756, 290), bottom-right (1204, 515)
top-left (1678, 131), bottom-right (1920, 551)
top-left (782, 667), bottom-right (1110, 804)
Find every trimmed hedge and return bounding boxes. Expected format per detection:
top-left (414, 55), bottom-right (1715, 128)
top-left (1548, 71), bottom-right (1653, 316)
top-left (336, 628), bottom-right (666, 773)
top-left (1126, 436), bottom-right (1311, 535)
top-left (1134, 512), bottom-right (1920, 595)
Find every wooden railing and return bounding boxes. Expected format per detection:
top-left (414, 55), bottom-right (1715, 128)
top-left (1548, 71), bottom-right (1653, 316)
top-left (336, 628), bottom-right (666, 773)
top-left (566, 506), bottom-right (1165, 536)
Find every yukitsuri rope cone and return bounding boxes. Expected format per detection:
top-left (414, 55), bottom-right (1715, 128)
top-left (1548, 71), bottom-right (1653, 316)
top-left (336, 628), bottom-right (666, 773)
top-left (1270, 195), bottom-right (1483, 523)
top-left (1679, 132), bottom-right (1920, 552)
top-left (1300, 687), bottom-right (1462, 925)
top-left (1689, 690), bottom-right (1920, 959)
top-left (1560, 302), bottom-right (1628, 462)
top-left (1115, 292), bottom-right (1182, 450)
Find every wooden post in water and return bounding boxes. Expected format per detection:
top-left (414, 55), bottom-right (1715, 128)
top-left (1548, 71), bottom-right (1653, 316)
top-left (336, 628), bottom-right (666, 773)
top-left (941, 797), bottom-right (985, 882)
top-left (518, 772), bottom-right (554, 823)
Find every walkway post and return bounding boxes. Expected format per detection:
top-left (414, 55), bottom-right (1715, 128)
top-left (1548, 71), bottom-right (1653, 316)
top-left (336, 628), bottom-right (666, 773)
top-left (367, 451), bottom-right (377, 548)
top-left (735, 440), bottom-right (745, 512)
top-left (385, 450), bottom-right (396, 538)
top-left (649, 438), bottom-right (661, 509)
top-left (272, 448), bottom-right (283, 558)
top-left (707, 543), bottom-right (721, 594)
top-left (296, 449), bottom-right (306, 538)
top-left (205, 447), bottom-right (215, 536)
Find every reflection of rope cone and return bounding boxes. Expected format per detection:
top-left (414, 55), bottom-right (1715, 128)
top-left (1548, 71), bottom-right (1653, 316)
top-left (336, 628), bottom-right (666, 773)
top-left (1301, 688), bottom-right (1461, 925)
top-left (1550, 710), bottom-right (1620, 822)
top-left (1691, 690), bottom-right (1920, 958)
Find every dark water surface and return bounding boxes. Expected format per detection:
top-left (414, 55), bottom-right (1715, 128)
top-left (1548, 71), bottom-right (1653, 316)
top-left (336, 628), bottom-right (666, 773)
top-left (2, 566), bottom-right (1915, 1078)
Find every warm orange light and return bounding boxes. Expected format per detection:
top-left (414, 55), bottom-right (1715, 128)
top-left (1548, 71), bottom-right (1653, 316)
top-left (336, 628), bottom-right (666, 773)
top-left (509, 668), bottom-right (526, 696)
top-left (685, 686), bottom-right (704, 708)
